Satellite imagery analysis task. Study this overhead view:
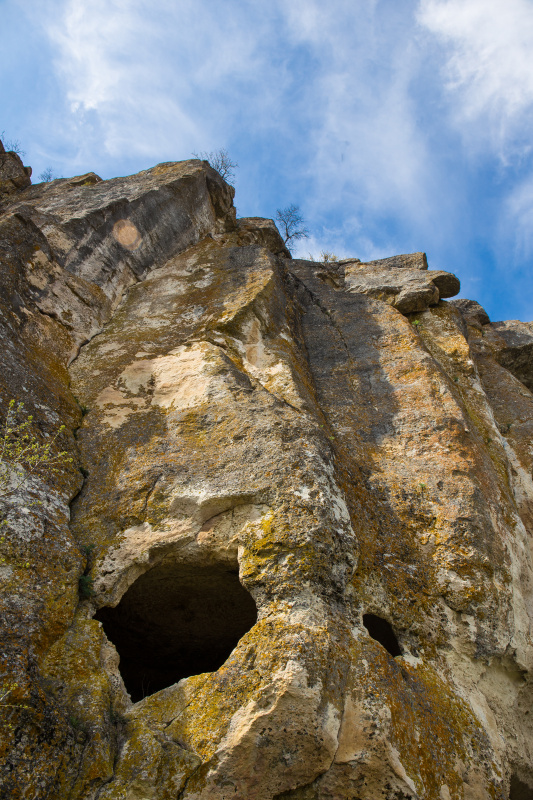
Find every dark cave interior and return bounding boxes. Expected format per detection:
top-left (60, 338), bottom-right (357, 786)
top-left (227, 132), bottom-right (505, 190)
top-left (95, 561), bottom-right (258, 702)
top-left (363, 613), bottom-right (402, 657)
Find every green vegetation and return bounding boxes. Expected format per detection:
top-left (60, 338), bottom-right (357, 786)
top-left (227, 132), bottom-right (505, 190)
top-left (78, 574), bottom-right (95, 599)
top-left (79, 543), bottom-right (96, 599)
top-left (0, 400), bottom-right (72, 530)
top-left (0, 680), bottom-right (30, 727)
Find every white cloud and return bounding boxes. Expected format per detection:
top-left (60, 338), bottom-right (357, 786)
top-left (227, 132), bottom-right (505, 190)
top-left (8, 0), bottom-right (531, 319)
top-left (39, 0), bottom-right (277, 160)
top-left (37, 0), bottom-right (434, 251)
top-left (505, 176), bottom-right (533, 259)
top-left (274, 0), bottom-right (437, 243)
top-left (417, 0), bottom-right (533, 155)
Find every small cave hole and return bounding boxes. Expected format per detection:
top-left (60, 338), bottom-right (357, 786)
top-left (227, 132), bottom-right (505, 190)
top-left (363, 613), bottom-right (402, 657)
top-left (95, 562), bottom-right (258, 702)
top-left (510, 774), bottom-right (533, 800)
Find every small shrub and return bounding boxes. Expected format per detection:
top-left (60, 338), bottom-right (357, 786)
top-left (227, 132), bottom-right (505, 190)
top-left (0, 680), bottom-right (31, 726)
top-left (78, 574), bottom-right (94, 599)
top-left (0, 400), bottom-right (72, 530)
top-left (81, 543), bottom-right (95, 558)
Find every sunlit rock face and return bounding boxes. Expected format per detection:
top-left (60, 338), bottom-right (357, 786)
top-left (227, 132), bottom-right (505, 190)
top-left (0, 149), bottom-right (532, 800)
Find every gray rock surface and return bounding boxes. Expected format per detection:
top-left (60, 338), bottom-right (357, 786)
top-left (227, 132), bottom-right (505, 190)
top-left (344, 255), bottom-right (460, 313)
top-left (450, 298), bottom-right (491, 327)
top-left (488, 320), bottom-right (533, 393)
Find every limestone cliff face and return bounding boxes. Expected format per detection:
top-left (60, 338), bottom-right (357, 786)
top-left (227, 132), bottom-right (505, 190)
top-left (0, 153), bottom-right (532, 800)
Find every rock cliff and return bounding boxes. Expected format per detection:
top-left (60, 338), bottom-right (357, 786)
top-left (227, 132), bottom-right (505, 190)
top-left (0, 148), bottom-right (532, 800)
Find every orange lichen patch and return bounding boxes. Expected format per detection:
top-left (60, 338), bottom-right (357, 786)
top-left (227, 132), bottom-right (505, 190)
top-left (112, 219), bottom-right (142, 251)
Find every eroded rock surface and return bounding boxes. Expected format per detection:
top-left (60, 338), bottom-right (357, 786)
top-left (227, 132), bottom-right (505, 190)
top-left (0, 141), bottom-right (32, 197)
top-left (0, 149), bottom-right (532, 800)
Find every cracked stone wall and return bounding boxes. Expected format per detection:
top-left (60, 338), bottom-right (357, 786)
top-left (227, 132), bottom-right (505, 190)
top-left (0, 148), bottom-right (532, 800)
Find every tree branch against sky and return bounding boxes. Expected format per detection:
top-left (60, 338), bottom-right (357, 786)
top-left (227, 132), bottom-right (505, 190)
top-left (275, 205), bottom-right (309, 252)
top-left (192, 149), bottom-right (238, 184)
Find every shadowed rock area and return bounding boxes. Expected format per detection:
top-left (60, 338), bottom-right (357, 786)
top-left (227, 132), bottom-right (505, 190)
top-left (95, 562), bottom-right (258, 702)
top-left (0, 144), bottom-right (532, 800)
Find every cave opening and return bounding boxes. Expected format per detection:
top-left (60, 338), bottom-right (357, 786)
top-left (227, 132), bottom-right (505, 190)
top-left (363, 613), bottom-right (402, 657)
top-left (509, 774), bottom-right (533, 800)
top-left (95, 561), bottom-right (258, 702)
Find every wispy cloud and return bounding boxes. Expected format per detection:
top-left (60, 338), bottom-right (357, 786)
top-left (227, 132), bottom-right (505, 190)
top-left (505, 175), bottom-right (533, 259)
top-left (39, 0), bottom-right (280, 161)
top-left (8, 0), bottom-right (532, 318)
top-left (272, 1), bottom-right (441, 257)
top-left (417, 0), bottom-right (533, 157)
top-left (40, 0), bottom-right (437, 256)
top-left (417, 0), bottom-right (533, 315)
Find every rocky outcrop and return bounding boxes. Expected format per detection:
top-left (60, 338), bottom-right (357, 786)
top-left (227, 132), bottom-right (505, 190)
top-left (0, 150), bottom-right (532, 800)
top-left (0, 141), bottom-right (32, 196)
top-left (485, 320), bottom-right (533, 394)
top-left (342, 252), bottom-right (461, 313)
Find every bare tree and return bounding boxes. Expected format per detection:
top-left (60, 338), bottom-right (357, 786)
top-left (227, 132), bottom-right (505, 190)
top-left (275, 205), bottom-right (310, 252)
top-left (0, 132), bottom-right (25, 158)
top-left (38, 167), bottom-right (56, 183)
top-left (192, 148), bottom-right (238, 183)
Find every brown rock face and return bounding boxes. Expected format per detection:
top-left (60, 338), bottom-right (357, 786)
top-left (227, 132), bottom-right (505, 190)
top-left (0, 159), bottom-right (532, 800)
top-left (0, 141), bottom-right (32, 196)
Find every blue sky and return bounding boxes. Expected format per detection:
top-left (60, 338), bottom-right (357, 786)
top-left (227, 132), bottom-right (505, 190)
top-left (2, 0), bottom-right (533, 321)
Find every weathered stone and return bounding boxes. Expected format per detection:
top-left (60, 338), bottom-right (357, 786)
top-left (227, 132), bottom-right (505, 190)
top-left (485, 320), bottom-right (533, 393)
top-left (234, 216), bottom-right (291, 256)
top-left (0, 160), bottom-right (531, 800)
top-left (357, 250), bottom-right (429, 271)
top-left (344, 258), bottom-right (460, 313)
top-left (450, 298), bottom-right (491, 327)
top-left (0, 141), bottom-right (32, 196)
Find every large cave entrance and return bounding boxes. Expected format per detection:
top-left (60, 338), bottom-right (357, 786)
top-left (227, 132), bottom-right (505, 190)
top-left (95, 561), bottom-right (258, 702)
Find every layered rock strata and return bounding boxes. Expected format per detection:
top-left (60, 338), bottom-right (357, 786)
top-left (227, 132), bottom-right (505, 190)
top-left (0, 151), bottom-right (532, 800)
